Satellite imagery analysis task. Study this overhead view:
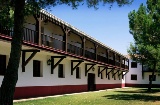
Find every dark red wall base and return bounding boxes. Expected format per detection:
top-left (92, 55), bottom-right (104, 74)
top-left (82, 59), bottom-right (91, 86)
top-left (14, 85), bottom-right (87, 99)
top-left (14, 84), bottom-right (124, 99)
top-left (125, 83), bottom-right (160, 88)
top-left (96, 83), bottom-right (125, 90)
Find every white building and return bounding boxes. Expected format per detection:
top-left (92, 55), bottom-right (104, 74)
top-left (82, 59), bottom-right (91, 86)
top-left (0, 10), bottom-right (129, 99)
top-left (126, 60), bottom-right (160, 87)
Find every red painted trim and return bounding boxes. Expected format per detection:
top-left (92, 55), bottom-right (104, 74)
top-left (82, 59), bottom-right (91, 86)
top-left (13, 83), bottom-right (126, 99)
top-left (0, 34), bottom-right (128, 71)
top-left (121, 83), bottom-right (125, 88)
top-left (96, 84), bottom-right (125, 90)
top-left (14, 85), bottom-right (88, 99)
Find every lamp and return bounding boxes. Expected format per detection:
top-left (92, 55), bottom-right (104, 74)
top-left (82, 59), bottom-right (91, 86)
top-left (92, 67), bottom-right (95, 71)
top-left (47, 59), bottom-right (51, 65)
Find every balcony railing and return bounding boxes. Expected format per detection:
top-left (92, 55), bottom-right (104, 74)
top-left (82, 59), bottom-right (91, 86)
top-left (0, 26), bottom-right (13, 37)
top-left (67, 43), bottom-right (83, 56)
top-left (42, 33), bottom-right (65, 50)
top-left (109, 59), bottom-right (115, 65)
top-left (97, 55), bottom-right (108, 63)
top-left (0, 26), bottom-right (129, 70)
top-left (85, 50), bottom-right (96, 60)
top-left (23, 28), bottom-right (37, 44)
top-left (115, 61), bottom-right (120, 67)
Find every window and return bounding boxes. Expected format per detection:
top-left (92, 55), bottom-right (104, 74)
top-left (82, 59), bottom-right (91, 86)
top-left (33, 60), bottom-right (41, 77)
top-left (58, 64), bottom-right (64, 78)
top-left (149, 75), bottom-right (156, 81)
top-left (131, 62), bottom-right (137, 68)
top-left (131, 74), bottom-right (137, 80)
top-left (76, 67), bottom-right (80, 79)
top-left (0, 55), bottom-right (6, 75)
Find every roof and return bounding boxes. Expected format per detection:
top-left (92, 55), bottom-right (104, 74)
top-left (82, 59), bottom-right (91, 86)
top-left (40, 9), bottom-right (128, 59)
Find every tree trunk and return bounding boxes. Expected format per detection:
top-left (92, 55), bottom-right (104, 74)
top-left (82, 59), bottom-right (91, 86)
top-left (0, 0), bottom-right (25, 104)
top-left (148, 62), bottom-right (156, 92)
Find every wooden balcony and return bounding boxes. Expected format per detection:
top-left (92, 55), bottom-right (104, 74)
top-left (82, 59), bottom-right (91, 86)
top-left (121, 64), bottom-right (125, 69)
top-left (0, 26), bottom-right (129, 70)
top-left (109, 59), bottom-right (115, 65)
top-left (85, 50), bottom-right (96, 60)
top-left (67, 43), bottom-right (83, 56)
top-left (115, 62), bottom-right (120, 67)
top-left (97, 55), bottom-right (108, 63)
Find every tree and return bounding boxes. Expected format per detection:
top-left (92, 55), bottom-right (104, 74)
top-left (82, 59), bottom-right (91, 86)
top-left (0, 0), bottom-right (133, 104)
top-left (128, 0), bottom-right (160, 92)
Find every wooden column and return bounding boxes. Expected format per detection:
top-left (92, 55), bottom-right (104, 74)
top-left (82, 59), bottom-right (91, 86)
top-left (113, 53), bottom-right (116, 66)
top-left (128, 59), bottom-right (129, 69)
top-left (120, 56), bottom-right (122, 68)
top-left (106, 49), bottom-right (109, 63)
top-left (107, 50), bottom-right (109, 64)
top-left (82, 37), bottom-right (86, 56)
top-left (38, 19), bottom-right (42, 45)
top-left (34, 15), bottom-right (42, 45)
top-left (95, 44), bottom-right (98, 60)
top-left (124, 58), bottom-right (126, 68)
top-left (63, 25), bottom-right (70, 52)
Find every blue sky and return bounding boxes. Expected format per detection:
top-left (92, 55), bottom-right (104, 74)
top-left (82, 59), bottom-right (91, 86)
top-left (50, 0), bottom-right (146, 55)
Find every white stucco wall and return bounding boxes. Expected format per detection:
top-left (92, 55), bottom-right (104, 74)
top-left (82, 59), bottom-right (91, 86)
top-left (0, 41), bottom-right (124, 88)
top-left (125, 59), bottom-right (160, 85)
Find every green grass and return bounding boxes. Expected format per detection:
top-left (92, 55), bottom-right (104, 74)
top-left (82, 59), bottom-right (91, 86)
top-left (14, 88), bottom-right (160, 105)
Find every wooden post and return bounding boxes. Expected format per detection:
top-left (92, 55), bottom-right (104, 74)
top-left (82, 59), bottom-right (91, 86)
top-left (120, 56), bottom-right (122, 68)
top-left (82, 37), bottom-right (86, 56)
top-left (113, 53), bottom-right (116, 66)
top-left (128, 59), bottom-right (129, 70)
top-left (95, 44), bottom-right (98, 60)
top-left (107, 50), bottom-right (109, 64)
top-left (38, 19), bottom-right (42, 46)
top-left (63, 25), bottom-right (70, 52)
top-left (35, 15), bottom-right (42, 45)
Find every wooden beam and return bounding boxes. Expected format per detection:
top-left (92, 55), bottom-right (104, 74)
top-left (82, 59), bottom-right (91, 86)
top-left (85, 63), bottom-right (96, 76)
top-left (22, 49), bottom-right (40, 72)
top-left (51, 56), bottom-right (66, 74)
top-left (106, 68), bottom-right (114, 80)
top-left (71, 60), bottom-right (84, 75)
top-left (118, 71), bottom-right (120, 80)
top-left (112, 70), bottom-right (119, 80)
top-left (122, 71), bottom-right (129, 79)
top-left (118, 71), bottom-right (123, 80)
top-left (98, 66), bottom-right (107, 78)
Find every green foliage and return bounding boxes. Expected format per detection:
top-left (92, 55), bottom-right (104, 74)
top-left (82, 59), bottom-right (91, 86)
top-left (0, 0), bottom-right (133, 27)
top-left (128, 0), bottom-right (160, 70)
top-left (0, 1), bottom-right (14, 27)
top-left (0, 0), bottom-right (133, 28)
